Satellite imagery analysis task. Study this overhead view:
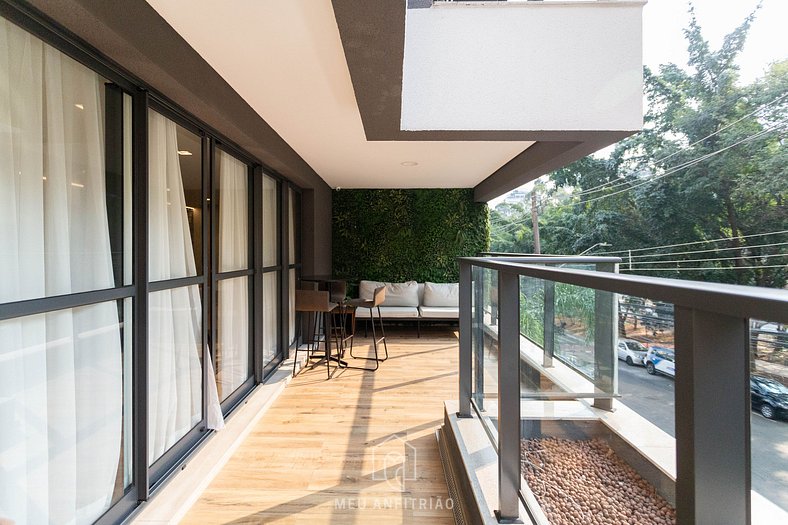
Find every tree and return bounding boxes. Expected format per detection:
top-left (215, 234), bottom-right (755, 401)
top-left (537, 2), bottom-right (787, 287)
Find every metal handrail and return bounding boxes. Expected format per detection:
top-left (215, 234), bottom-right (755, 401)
top-left (477, 253), bottom-right (623, 264)
top-left (459, 255), bottom-right (788, 524)
top-left (462, 257), bottom-right (788, 323)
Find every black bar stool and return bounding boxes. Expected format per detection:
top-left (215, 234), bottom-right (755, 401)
top-left (346, 286), bottom-right (388, 370)
top-left (293, 289), bottom-right (339, 378)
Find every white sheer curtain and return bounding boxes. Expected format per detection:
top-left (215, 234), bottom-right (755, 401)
top-left (0, 19), bottom-right (122, 525)
top-left (262, 176), bottom-right (279, 365)
top-left (147, 111), bottom-right (223, 466)
top-left (217, 151), bottom-right (249, 399)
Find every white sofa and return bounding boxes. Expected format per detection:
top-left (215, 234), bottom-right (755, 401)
top-left (354, 280), bottom-right (459, 336)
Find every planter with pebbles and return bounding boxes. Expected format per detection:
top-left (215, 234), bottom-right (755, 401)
top-left (521, 437), bottom-right (676, 525)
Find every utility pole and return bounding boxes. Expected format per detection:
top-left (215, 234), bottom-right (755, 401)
top-left (531, 187), bottom-right (541, 254)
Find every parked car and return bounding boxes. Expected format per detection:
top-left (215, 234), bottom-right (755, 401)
top-left (750, 376), bottom-right (788, 420)
top-left (644, 346), bottom-right (675, 378)
top-left (617, 339), bottom-right (648, 366)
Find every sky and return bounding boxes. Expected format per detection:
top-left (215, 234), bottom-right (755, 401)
top-left (489, 0), bottom-right (788, 207)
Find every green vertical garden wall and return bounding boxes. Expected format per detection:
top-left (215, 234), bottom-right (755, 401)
top-left (332, 189), bottom-right (489, 283)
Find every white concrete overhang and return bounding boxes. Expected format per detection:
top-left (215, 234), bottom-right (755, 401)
top-left (402, 1), bottom-right (645, 132)
top-left (146, 0), bottom-right (645, 200)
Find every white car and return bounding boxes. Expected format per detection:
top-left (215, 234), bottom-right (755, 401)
top-left (644, 346), bottom-right (675, 378)
top-left (617, 339), bottom-right (648, 366)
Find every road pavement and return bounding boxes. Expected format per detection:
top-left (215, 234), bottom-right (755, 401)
top-left (617, 361), bottom-right (788, 512)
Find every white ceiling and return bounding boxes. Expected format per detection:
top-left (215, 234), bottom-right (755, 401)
top-left (146, 0), bottom-right (533, 189)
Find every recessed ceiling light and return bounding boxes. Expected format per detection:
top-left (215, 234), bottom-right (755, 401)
top-left (74, 104), bottom-right (84, 110)
top-left (400, 161), bottom-right (418, 167)
top-left (70, 182), bottom-right (85, 188)
top-left (177, 150), bottom-right (193, 156)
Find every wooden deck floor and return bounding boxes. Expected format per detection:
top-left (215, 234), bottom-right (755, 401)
top-left (181, 328), bottom-right (459, 524)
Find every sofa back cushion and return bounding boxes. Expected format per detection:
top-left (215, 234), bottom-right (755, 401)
top-left (359, 280), bottom-right (419, 307)
top-left (359, 280), bottom-right (383, 301)
top-left (423, 282), bottom-right (459, 307)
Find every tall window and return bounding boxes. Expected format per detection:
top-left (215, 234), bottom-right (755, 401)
top-left (262, 175), bottom-right (281, 368)
top-left (1, 9), bottom-right (302, 525)
top-left (288, 187), bottom-right (301, 346)
top-left (147, 110), bottom-right (223, 467)
top-left (215, 149), bottom-right (253, 402)
top-left (0, 18), bottom-right (133, 524)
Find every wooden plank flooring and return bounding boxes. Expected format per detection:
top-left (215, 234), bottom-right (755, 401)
top-left (180, 327), bottom-right (459, 524)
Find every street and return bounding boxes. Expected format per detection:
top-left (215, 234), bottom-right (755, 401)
top-left (617, 361), bottom-right (788, 512)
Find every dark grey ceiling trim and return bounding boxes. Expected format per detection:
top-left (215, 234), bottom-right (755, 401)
top-left (24, 0), bottom-right (328, 193)
top-left (332, 0), bottom-right (405, 143)
top-left (332, 0), bottom-right (636, 145)
top-left (474, 133), bottom-right (630, 202)
top-left (333, 0), bottom-right (637, 201)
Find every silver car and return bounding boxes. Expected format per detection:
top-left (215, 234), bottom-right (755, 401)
top-left (617, 339), bottom-right (648, 366)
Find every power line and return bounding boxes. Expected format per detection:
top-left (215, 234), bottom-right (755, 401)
top-left (491, 120), bottom-right (786, 244)
top-left (629, 252), bottom-right (788, 267)
top-left (489, 221), bottom-right (531, 236)
top-left (597, 230), bottom-right (788, 255)
top-left (520, 122), bottom-right (784, 215)
top-left (621, 264), bottom-right (786, 272)
top-left (574, 124), bottom-right (785, 207)
top-left (573, 92), bottom-right (788, 198)
top-left (625, 240), bottom-right (788, 260)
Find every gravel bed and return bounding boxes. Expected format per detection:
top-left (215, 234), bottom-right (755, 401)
top-left (521, 437), bottom-right (676, 525)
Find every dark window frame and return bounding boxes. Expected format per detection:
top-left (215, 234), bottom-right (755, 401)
top-left (0, 2), bottom-right (306, 524)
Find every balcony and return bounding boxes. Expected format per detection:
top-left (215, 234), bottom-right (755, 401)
top-left (129, 255), bottom-right (788, 525)
top-left (4, 2), bottom-right (783, 525)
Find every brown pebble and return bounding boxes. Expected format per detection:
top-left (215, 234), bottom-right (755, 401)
top-left (521, 438), bottom-right (676, 525)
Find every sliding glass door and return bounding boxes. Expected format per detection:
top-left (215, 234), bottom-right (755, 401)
top-left (214, 148), bottom-right (254, 406)
top-left (0, 17), bottom-right (134, 524)
top-left (147, 109), bottom-right (219, 474)
top-left (288, 186), bottom-right (302, 347)
top-left (262, 174), bottom-right (282, 372)
top-left (0, 8), bottom-right (297, 525)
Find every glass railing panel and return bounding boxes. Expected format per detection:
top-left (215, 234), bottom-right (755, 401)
top-left (471, 265), bottom-right (500, 442)
top-left (520, 290), bottom-right (678, 524)
top-left (519, 275), bottom-right (544, 348)
top-left (617, 295), bottom-right (675, 433)
top-left (750, 318), bottom-right (788, 521)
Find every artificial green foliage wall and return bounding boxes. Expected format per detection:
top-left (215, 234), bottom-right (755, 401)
top-left (332, 189), bottom-right (489, 283)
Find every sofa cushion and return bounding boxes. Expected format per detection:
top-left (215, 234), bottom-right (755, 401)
top-left (359, 280), bottom-right (419, 307)
top-left (419, 306), bottom-right (460, 319)
top-left (355, 306), bottom-right (420, 318)
top-left (359, 280), bottom-right (385, 301)
top-left (422, 282), bottom-right (459, 307)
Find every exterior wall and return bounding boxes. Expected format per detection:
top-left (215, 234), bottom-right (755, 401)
top-left (402, 1), bottom-right (645, 132)
top-left (302, 186), bottom-right (333, 277)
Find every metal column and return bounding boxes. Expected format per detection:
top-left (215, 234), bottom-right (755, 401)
top-left (474, 266), bottom-right (486, 410)
top-left (675, 307), bottom-right (750, 525)
top-left (496, 270), bottom-right (521, 522)
top-left (593, 263), bottom-right (617, 411)
top-left (459, 260), bottom-right (473, 417)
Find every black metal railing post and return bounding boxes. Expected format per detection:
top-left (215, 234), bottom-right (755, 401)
top-left (496, 270), bottom-right (521, 522)
top-left (459, 259), bottom-right (473, 417)
top-left (593, 262), bottom-right (618, 410)
top-left (675, 307), bottom-right (750, 525)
